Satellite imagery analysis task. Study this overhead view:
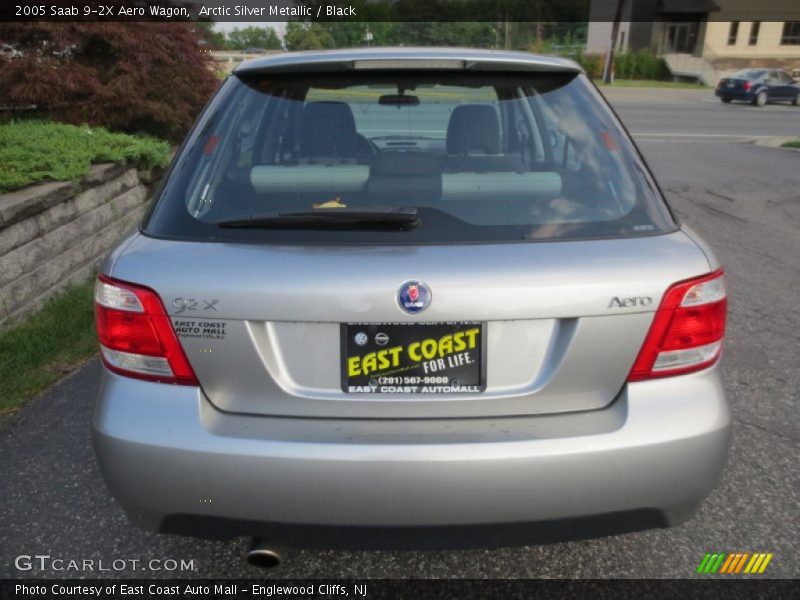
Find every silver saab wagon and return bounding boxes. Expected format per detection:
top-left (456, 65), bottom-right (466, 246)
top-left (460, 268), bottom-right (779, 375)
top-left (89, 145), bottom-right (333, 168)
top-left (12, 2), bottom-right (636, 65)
top-left (92, 48), bottom-right (730, 564)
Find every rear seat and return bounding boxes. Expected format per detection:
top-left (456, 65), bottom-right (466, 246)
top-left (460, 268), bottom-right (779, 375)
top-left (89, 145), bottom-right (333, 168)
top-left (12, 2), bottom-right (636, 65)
top-left (364, 104), bottom-right (526, 204)
top-left (298, 101), bottom-right (359, 161)
top-left (246, 101), bottom-right (370, 210)
top-left (365, 153), bottom-right (442, 204)
top-left (442, 104), bottom-right (525, 172)
top-left (237, 101), bottom-right (558, 214)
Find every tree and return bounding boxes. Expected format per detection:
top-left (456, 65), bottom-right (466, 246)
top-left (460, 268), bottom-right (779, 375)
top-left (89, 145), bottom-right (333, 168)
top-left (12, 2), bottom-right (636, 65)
top-left (0, 23), bottom-right (219, 141)
top-left (193, 22), bottom-right (229, 50)
top-left (284, 23), bottom-right (336, 51)
top-left (227, 26), bottom-right (282, 51)
top-left (395, 22), bottom-right (496, 48)
top-left (283, 1), bottom-right (589, 52)
top-left (283, 21), bottom-right (496, 51)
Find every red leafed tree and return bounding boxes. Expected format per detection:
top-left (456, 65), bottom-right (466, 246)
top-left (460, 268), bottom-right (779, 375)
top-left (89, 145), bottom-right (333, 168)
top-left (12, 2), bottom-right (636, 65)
top-left (0, 22), bottom-right (220, 141)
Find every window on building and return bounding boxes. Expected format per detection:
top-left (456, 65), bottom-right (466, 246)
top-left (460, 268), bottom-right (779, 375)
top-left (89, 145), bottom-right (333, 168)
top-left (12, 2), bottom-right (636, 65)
top-left (749, 21), bottom-right (760, 45)
top-left (727, 22), bottom-right (739, 45)
top-left (781, 22), bottom-right (800, 45)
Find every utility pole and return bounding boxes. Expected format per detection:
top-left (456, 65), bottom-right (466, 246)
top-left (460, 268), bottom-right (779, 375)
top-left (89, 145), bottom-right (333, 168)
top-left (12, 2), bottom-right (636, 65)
top-left (535, 0), bottom-right (542, 46)
top-left (603, 0), bottom-right (626, 84)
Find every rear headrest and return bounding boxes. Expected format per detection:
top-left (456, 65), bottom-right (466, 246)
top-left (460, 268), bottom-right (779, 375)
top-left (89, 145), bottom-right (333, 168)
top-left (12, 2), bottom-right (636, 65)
top-left (299, 101), bottom-right (358, 158)
top-left (446, 104), bottom-right (501, 155)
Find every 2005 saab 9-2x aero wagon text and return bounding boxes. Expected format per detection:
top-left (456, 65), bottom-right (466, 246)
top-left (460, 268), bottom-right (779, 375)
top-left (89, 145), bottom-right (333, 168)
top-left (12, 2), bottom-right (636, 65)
top-left (92, 48), bottom-right (730, 561)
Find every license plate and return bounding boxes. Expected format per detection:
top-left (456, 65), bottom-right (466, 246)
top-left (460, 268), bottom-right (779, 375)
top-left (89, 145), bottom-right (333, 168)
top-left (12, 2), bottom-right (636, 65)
top-left (341, 322), bottom-right (485, 393)
top-left (726, 82), bottom-right (735, 87)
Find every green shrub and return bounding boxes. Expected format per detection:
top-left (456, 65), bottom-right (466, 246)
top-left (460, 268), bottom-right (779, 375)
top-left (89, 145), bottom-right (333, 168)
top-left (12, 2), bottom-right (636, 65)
top-left (0, 120), bottom-right (170, 193)
top-left (614, 50), bottom-right (669, 80)
top-left (558, 49), bottom-right (668, 82)
top-left (576, 52), bottom-right (606, 80)
top-left (545, 45), bottom-right (605, 80)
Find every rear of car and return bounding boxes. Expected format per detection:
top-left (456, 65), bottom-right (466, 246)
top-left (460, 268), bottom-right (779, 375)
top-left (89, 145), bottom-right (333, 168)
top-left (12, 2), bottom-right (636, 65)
top-left (717, 68), bottom-right (799, 105)
top-left (716, 69), bottom-right (765, 103)
top-left (92, 49), bottom-right (730, 547)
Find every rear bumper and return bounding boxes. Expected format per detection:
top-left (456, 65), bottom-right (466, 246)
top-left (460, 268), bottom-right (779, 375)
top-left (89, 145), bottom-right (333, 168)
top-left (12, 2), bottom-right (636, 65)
top-left (715, 88), bottom-right (753, 101)
top-left (93, 364), bottom-right (731, 546)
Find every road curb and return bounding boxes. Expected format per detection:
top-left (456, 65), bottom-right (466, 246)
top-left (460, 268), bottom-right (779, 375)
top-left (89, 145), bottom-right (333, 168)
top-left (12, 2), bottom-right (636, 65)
top-left (750, 137), bottom-right (800, 150)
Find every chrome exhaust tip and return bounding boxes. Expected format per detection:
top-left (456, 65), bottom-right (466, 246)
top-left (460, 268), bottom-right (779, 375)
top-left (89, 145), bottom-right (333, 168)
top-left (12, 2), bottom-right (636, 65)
top-left (246, 539), bottom-right (282, 569)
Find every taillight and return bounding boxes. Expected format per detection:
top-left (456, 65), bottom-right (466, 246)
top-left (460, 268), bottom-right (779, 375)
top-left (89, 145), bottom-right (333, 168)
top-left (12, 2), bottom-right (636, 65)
top-left (743, 81), bottom-right (752, 91)
top-left (94, 275), bottom-right (199, 385)
top-left (628, 270), bottom-right (726, 381)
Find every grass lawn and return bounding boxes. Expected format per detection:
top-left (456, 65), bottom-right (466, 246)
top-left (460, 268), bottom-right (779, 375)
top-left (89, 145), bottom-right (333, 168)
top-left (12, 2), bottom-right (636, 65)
top-left (0, 120), bottom-right (170, 193)
top-left (781, 140), bottom-right (800, 148)
top-left (0, 279), bottom-right (97, 416)
top-left (596, 79), bottom-right (707, 89)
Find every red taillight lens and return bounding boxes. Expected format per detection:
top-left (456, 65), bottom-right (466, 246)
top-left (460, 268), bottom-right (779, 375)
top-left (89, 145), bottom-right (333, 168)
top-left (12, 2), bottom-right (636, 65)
top-left (743, 81), bottom-right (752, 91)
top-left (628, 270), bottom-right (727, 381)
top-left (94, 275), bottom-right (199, 385)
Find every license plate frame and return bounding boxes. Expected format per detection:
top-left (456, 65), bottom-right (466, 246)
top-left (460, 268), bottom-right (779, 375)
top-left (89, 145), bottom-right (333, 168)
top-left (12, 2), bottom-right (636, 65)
top-left (341, 322), bottom-right (486, 394)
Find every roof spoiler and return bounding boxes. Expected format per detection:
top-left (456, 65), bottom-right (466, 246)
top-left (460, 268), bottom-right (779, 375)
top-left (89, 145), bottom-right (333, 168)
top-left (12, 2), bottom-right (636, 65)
top-left (234, 50), bottom-right (583, 76)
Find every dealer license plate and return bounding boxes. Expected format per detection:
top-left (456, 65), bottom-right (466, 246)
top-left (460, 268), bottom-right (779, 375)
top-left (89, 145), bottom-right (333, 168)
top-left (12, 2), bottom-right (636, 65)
top-left (341, 322), bottom-right (484, 393)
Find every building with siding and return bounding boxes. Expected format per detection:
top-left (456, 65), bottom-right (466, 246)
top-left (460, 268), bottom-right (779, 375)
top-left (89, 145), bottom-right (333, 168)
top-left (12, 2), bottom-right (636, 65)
top-left (586, 0), bottom-right (800, 84)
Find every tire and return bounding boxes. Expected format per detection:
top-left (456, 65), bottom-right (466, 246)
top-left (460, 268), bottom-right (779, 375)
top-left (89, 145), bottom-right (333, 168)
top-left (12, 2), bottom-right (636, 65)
top-left (754, 91), bottom-right (767, 107)
top-left (720, 97), bottom-right (732, 103)
top-left (793, 94), bottom-right (799, 106)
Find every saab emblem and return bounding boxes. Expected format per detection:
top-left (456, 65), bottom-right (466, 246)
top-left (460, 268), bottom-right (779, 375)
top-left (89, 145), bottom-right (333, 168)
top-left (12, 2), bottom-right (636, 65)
top-left (397, 281), bottom-right (431, 314)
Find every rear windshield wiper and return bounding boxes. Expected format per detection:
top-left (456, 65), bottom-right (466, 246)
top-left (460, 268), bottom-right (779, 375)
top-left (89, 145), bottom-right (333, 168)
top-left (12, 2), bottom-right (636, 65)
top-left (215, 207), bottom-right (420, 231)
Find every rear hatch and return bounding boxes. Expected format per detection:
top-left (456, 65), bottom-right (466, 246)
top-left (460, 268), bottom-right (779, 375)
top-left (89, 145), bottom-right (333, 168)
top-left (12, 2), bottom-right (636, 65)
top-left (120, 58), bottom-right (707, 418)
top-left (110, 231), bottom-right (710, 418)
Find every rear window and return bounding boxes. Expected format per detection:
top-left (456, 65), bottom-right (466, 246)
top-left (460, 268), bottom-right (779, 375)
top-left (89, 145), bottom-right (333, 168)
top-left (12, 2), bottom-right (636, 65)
top-left (731, 69), bottom-right (765, 79)
top-left (144, 70), bottom-right (675, 244)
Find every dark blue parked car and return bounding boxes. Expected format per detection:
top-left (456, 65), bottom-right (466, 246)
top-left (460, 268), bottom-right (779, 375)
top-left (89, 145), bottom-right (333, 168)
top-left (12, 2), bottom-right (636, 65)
top-left (716, 69), bottom-right (800, 107)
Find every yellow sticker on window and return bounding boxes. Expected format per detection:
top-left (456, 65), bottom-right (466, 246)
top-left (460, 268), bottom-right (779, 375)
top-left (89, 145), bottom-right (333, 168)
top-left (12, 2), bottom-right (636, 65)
top-left (312, 197), bottom-right (346, 209)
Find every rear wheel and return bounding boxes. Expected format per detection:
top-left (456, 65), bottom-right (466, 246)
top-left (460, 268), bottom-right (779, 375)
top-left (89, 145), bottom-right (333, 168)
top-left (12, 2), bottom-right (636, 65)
top-left (793, 94), bottom-right (799, 106)
top-left (754, 91), bottom-right (767, 107)
top-left (720, 97), bottom-right (732, 104)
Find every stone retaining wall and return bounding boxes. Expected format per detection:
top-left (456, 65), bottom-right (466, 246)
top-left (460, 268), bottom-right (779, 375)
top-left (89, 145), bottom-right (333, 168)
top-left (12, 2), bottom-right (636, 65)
top-left (0, 163), bottom-right (160, 326)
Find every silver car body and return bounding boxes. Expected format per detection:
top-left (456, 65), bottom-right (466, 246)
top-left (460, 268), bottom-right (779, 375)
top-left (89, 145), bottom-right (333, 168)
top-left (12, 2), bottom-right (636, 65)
top-left (93, 48), bottom-right (731, 546)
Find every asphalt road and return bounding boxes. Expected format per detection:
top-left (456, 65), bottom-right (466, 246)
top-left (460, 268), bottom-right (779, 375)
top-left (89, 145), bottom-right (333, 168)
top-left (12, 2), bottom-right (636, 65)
top-left (1, 88), bottom-right (799, 580)
top-left (601, 86), bottom-right (799, 142)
